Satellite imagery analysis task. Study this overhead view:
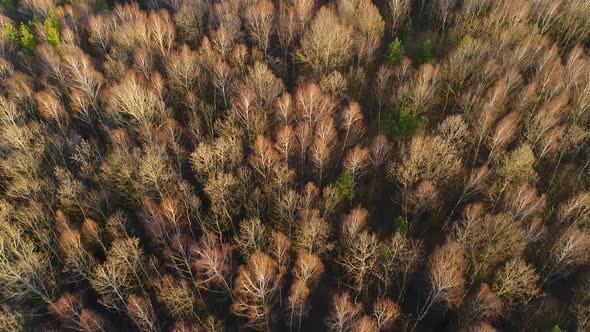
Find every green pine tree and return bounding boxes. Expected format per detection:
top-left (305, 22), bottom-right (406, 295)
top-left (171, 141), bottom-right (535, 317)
top-left (414, 39), bottom-right (433, 65)
top-left (386, 105), bottom-right (428, 139)
top-left (333, 170), bottom-right (355, 202)
top-left (0, 0), bottom-right (13, 8)
top-left (44, 10), bottom-right (61, 47)
top-left (19, 22), bottom-right (36, 55)
top-left (93, 0), bottom-right (108, 11)
top-left (2, 23), bottom-right (19, 45)
top-left (385, 38), bottom-right (405, 66)
top-left (402, 18), bottom-right (413, 43)
top-left (393, 216), bottom-right (408, 236)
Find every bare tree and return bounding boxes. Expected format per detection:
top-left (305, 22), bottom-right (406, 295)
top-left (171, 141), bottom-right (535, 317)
top-left (557, 191), bottom-right (590, 227)
top-left (91, 238), bottom-right (149, 313)
top-left (297, 6), bottom-right (353, 75)
top-left (458, 283), bottom-right (502, 328)
top-left (243, 61), bottom-right (285, 110)
top-left (148, 10), bottom-right (176, 57)
top-left (127, 295), bottom-right (158, 332)
top-left (165, 44), bottom-right (202, 96)
top-left (192, 231), bottom-right (232, 293)
top-left (295, 83), bottom-right (335, 128)
top-left (374, 233), bottom-right (423, 300)
top-left (250, 135), bottom-right (281, 183)
top-left (372, 298), bottom-right (400, 331)
top-left (353, 315), bottom-right (379, 332)
top-left (156, 275), bottom-right (199, 320)
top-left (338, 0), bottom-right (385, 66)
top-left (344, 145), bottom-right (371, 181)
top-left (488, 112), bottom-right (520, 162)
top-left (338, 228), bottom-right (378, 299)
top-left (492, 257), bottom-right (539, 311)
top-left (543, 227), bottom-right (590, 282)
top-left (294, 209), bottom-right (332, 257)
top-left (288, 252), bottom-right (324, 329)
top-left (106, 71), bottom-right (167, 127)
top-left (174, 0), bottom-right (208, 44)
top-left (325, 292), bottom-right (362, 332)
top-left (245, 0), bottom-right (275, 58)
top-left (386, 0), bottom-right (411, 34)
top-left (339, 102), bottom-right (365, 162)
top-left (232, 251), bottom-right (281, 331)
top-left (369, 134), bottom-right (392, 169)
top-left (415, 241), bottom-right (466, 327)
top-left (504, 184), bottom-right (546, 222)
top-left (453, 205), bottom-right (524, 282)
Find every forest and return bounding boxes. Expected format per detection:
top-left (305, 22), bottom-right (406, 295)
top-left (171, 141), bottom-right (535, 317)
top-left (0, 0), bottom-right (589, 331)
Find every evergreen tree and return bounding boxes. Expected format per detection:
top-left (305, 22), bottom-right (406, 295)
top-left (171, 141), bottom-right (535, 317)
top-left (44, 10), bottom-right (61, 47)
top-left (385, 38), bottom-right (405, 66)
top-left (333, 170), bottom-right (355, 202)
top-left (19, 22), bottom-right (36, 55)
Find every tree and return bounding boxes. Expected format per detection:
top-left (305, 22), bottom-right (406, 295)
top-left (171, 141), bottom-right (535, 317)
top-left (339, 102), bottom-right (365, 159)
top-left (297, 6), bottom-right (353, 75)
top-left (385, 38), bottom-right (405, 66)
top-left (88, 14), bottom-right (116, 54)
top-left (90, 238), bottom-right (149, 313)
top-left (325, 292), bottom-right (362, 332)
top-left (295, 82), bottom-right (335, 128)
top-left (453, 205), bottom-right (525, 283)
top-left (338, 0), bottom-right (385, 66)
top-left (333, 170), bottom-right (355, 202)
top-left (338, 225), bottom-right (378, 299)
top-left (372, 298), bottom-right (400, 330)
top-left (369, 134), bottom-right (393, 169)
top-left (49, 292), bottom-right (85, 330)
top-left (488, 143), bottom-right (537, 200)
top-left (492, 257), bottom-right (539, 311)
top-left (0, 216), bottom-right (57, 307)
top-left (156, 275), bottom-right (199, 320)
top-left (386, 0), bottom-right (411, 34)
top-left (488, 112), bottom-right (520, 161)
top-left (148, 10), bottom-right (175, 57)
top-left (174, 0), bottom-right (208, 44)
top-left (386, 105), bottom-right (428, 139)
top-left (232, 251), bottom-right (281, 331)
top-left (343, 145), bottom-right (370, 180)
top-left (234, 217), bottom-right (270, 259)
top-left (192, 231), bottom-right (232, 293)
top-left (310, 139), bottom-right (331, 185)
top-left (416, 241), bottom-right (466, 327)
top-left (165, 44), bottom-right (202, 96)
top-left (244, 61), bottom-right (285, 110)
top-left (250, 135), bottom-right (280, 183)
top-left (543, 227), bottom-right (590, 282)
top-left (390, 134), bottom-right (462, 210)
top-left (275, 126), bottom-right (296, 167)
top-left (44, 10), bottom-right (61, 46)
top-left (127, 295), bottom-right (158, 332)
top-left (58, 227), bottom-right (96, 282)
top-left (19, 21), bottom-right (36, 55)
top-left (60, 46), bottom-right (103, 102)
top-left (294, 209), bottom-right (332, 257)
top-left (288, 252), bottom-right (324, 329)
top-left (504, 184), bottom-right (546, 222)
top-left (414, 39), bottom-right (433, 64)
top-left (244, 0), bottom-right (275, 58)
top-left (374, 233), bottom-right (423, 300)
top-left (353, 316), bottom-right (378, 332)
top-left (106, 71), bottom-right (166, 127)
top-left (457, 283), bottom-right (501, 327)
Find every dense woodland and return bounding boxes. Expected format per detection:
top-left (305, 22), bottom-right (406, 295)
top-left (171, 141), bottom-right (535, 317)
top-left (0, 0), bottom-right (589, 331)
